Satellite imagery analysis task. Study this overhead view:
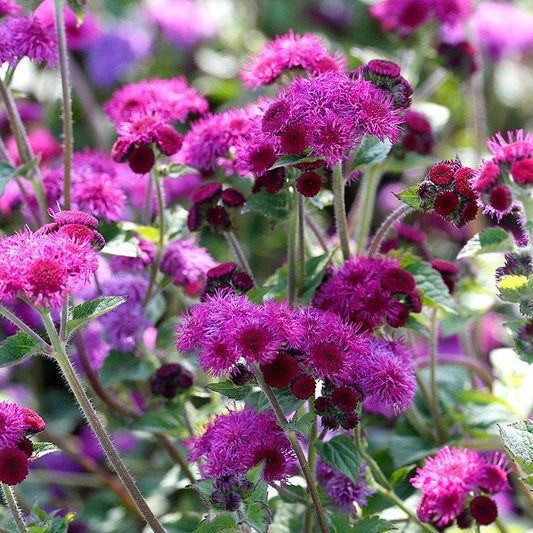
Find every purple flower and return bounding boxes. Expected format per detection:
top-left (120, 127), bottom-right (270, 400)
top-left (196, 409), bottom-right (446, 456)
top-left (0, 14), bottom-right (58, 68)
top-left (317, 459), bottom-right (374, 513)
top-left (0, 401), bottom-right (30, 450)
top-left (110, 237), bottom-right (156, 273)
top-left (357, 337), bottom-right (416, 417)
top-left (160, 237), bottom-right (217, 293)
top-left (144, 0), bottom-right (217, 48)
top-left (240, 30), bottom-right (346, 90)
top-left (0, 0), bottom-right (22, 16)
top-left (185, 406), bottom-right (296, 483)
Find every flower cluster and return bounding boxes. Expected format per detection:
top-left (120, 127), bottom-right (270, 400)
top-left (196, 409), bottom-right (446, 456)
top-left (0, 401), bottom-right (45, 485)
top-left (411, 446), bottom-right (512, 528)
top-left (417, 158), bottom-right (479, 228)
top-left (0, 211), bottom-right (102, 307)
top-left (312, 255), bottom-right (420, 331)
top-left (185, 406), bottom-right (297, 483)
top-left (472, 130), bottom-right (533, 221)
top-left (149, 363), bottom-right (194, 399)
top-left (202, 262), bottom-right (254, 299)
top-left (239, 30), bottom-right (346, 90)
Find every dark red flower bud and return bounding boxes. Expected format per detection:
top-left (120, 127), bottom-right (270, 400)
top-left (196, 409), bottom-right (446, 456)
top-left (291, 374), bottom-right (315, 400)
top-left (0, 448), bottom-right (29, 485)
top-left (261, 352), bottom-right (299, 388)
top-left (221, 188), bottom-right (246, 207)
top-left (470, 495), bottom-right (498, 526)
top-left (189, 182), bottom-right (222, 204)
top-left (128, 145), bottom-right (155, 174)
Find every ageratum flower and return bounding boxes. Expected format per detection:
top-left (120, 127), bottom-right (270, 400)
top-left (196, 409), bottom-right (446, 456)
top-left (239, 30), bottom-right (346, 90)
top-left (0, 222), bottom-right (100, 307)
top-left (185, 406), bottom-right (296, 483)
top-left (410, 446), bottom-right (512, 528)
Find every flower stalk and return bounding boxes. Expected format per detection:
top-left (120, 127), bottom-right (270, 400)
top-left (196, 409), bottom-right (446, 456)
top-left (332, 160), bottom-right (350, 260)
top-left (1, 483), bottom-right (28, 533)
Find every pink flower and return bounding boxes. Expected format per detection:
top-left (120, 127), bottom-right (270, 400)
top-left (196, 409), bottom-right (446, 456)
top-left (240, 30), bottom-right (346, 90)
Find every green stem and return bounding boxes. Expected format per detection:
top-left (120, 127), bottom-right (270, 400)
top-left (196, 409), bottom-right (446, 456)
top-left (374, 485), bottom-right (438, 533)
top-left (405, 409), bottom-right (437, 442)
top-left (304, 397), bottom-right (318, 533)
top-left (0, 78), bottom-right (48, 224)
top-left (353, 166), bottom-right (382, 255)
top-left (1, 483), bottom-right (28, 533)
top-left (143, 169), bottom-right (165, 306)
top-left (297, 193), bottom-right (305, 295)
top-left (494, 516), bottom-right (511, 533)
top-left (304, 211), bottom-right (329, 253)
top-left (428, 308), bottom-right (447, 444)
top-left (368, 204), bottom-right (413, 258)
top-left (54, 0), bottom-right (74, 210)
top-left (332, 161), bottom-right (350, 261)
top-left (0, 304), bottom-right (51, 348)
top-left (223, 230), bottom-right (255, 283)
top-left (286, 195), bottom-right (297, 306)
top-left (253, 366), bottom-right (330, 533)
top-left (40, 312), bottom-right (166, 533)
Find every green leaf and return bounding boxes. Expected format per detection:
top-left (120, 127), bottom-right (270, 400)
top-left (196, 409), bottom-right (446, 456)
top-left (315, 435), bottom-right (360, 485)
top-left (191, 477), bottom-right (216, 506)
top-left (401, 255), bottom-right (458, 314)
top-left (247, 386), bottom-right (303, 416)
top-left (389, 434), bottom-right (440, 467)
top-left (31, 441), bottom-right (60, 460)
top-left (66, 296), bottom-right (127, 337)
top-left (389, 464), bottom-right (416, 487)
top-left (504, 320), bottom-right (533, 364)
top-left (243, 502), bottom-right (272, 533)
top-left (194, 513), bottom-right (238, 532)
top-left (269, 152), bottom-right (318, 170)
top-left (350, 516), bottom-right (396, 533)
top-left (132, 408), bottom-right (188, 435)
top-left (66, 0), bottom-right (86, 24)
top-left (299, 251), bottom-right (336, 303)
top-left (100, 351), bottom-right (154, 387)
top-left (0, 161), bottom-right (15, 195)
top-left (457, 228), bottom-right (514, 259)
top-left (206, 380), bottom-right (252, 400)
top-left (166, 163), bottom-right (199, 178)
top-left (241, 189), bottom-right (288, 220)
top-left (288, 412), bottom-right (316, 438)
top-left (396, 184), bottom-right (422, 210)
top-left (0, 331), bottom-right (44, 367)
top-left (351, 136), bottom-right (392, 169)
top-left (499, 420), bottom-right (533, 477)
top-left (101, 231), bottom-right (140, 257)
top-left (120, 221), bottom-right (160, 242)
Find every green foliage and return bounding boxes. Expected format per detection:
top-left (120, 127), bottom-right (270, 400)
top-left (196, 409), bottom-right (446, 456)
top-left (0, 330), bottom-right (44, 367)
top-left (499, 419), bottom-right (533, 487)
top-left (31, 441), bottom-right (61, 460)
top-left (396, 185), bottom-right (422, 210)
top-left (457, 228), bottom-right (514, 259)
top-left (99, 350), bottom-right (154, 386)
top-left (505, 320), bottom-right (533, 364)
top-left (315, 435), bottom-right (360, 485)
top-left (241, 188), bottom-right (289, 221)
top-left (132, 407), bottom-right (189, 435)
top-left (0, 506), bottom-right (74, 533)
top-left (66, 296), bottom-right (127, 338)
top-left (0, 161), bottom-right (15, 195)
top-left (351, 136), bottom-right (392, 169)
top-left (206, 380), bottom-right (253, 400)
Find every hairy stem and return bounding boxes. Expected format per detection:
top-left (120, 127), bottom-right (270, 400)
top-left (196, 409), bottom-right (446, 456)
top-left (41, 312), bottom-right (166, 533)
top-left (297, 193), bottom-right (305, 295)
top-left (1, 483), bottom-right (28, 533)
top-left (143, 169), bottom-right (165, 306)
top-left (304, 211), bottom-right (329, 253)
top-left (286, 196), bottom-right (297, 306)
top-left (54, 0), bottom-right (74, 210)
top-left (368, 204), bottom-right (413, 258)
top-left (0, 304), bottom-right (51, 348)
top-left (428, 308), bottom-right (447, 443)
top-left (332, 160), bottom-right (350, 261)
top-left (253, 366), bottom-right (330, 533)
top-left (224, 230), bottom-right (255, 283)
top-left (353, 166), bottom-right (382, 255)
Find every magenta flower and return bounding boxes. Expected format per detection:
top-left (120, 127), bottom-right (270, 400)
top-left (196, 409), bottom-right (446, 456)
top-left (160, 237), bottom-right (217, 294)
top-left (240, 30), bottom-right (346, 90)
top-left (0, 14), bottom-right (58, 68)
top-left (357, 337), bottom-right (416, 417)
top-left (185, 406), bottom-right (296, 483)
top-left (0, 0), bottom-right (22, 16)
top-left (104, 77), bottom-right (208, 126)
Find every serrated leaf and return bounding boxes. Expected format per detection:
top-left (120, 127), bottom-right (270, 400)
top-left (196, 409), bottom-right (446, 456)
top-left (499, 420), bottom-right (533, 475)
top-left (66, 296), bottom-right (127, 337)
top-left (191, 478), bottom-right (215, 505)
top-left (119, 221), bottom-right (160, 243)
top-left (194, 513), bottom-right (238, 532)
top-left (396, 185), bottom-right (422, 210)
top-left (401, 255), bottom-right (458, 314)
top-left (288, 412), bottom-right (315, 437)
top-left (247, 386), bottom-right (303, 416)
top-left (350, 516), bottom-right (396, 533)
top-left (504, 320), bottom-right (533, 364)
top-left (457, 228), bottom-right (514, 259)
top-left (166, 163), bottom-right (199, 178)
top-left (100, 351), bottom-right (154, 387)
top-left (101, 231), bottom-right (140, 257)
top-left (0, 161), bottom-right (15, 195)
top-left (315, 435), bottom-right (360, 485)
top-left (351, 136), bottom-right (392, 169)
top-left (241, 189), bottom-right (288, 220)
top-left (206, 380), bottom-right (252, 400)
top-left (31, 441), bottom-right (60, 460)
top-left (269, 152), bottom-right (318, 170)
top-left (132, 408), bottom-right (188, 435)
top-left (0, 331), bottom-right (44, 367)
top-left (243, 502), bottom-right (272, 533)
